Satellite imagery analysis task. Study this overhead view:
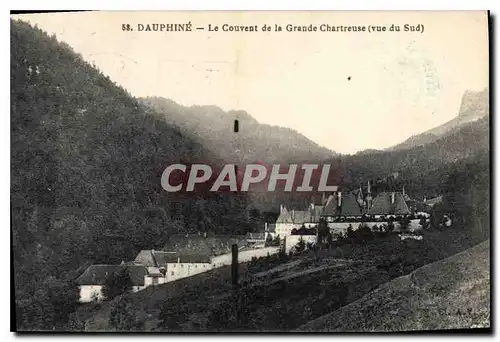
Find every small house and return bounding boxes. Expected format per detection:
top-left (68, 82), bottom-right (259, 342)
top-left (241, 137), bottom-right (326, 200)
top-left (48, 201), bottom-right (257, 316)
top-left (75, 264), bottom-right (148, 303)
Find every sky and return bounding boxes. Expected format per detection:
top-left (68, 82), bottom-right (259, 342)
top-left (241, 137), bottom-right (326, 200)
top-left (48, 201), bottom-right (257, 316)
top-left (12, 11), bottom-right (489, 154)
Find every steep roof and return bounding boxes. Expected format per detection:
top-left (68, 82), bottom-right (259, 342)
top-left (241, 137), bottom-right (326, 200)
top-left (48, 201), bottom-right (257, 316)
top-left (134, 250), bottom-right (156, 266)
top-left (321, 193), bottom-right (364, 217)
top-left (426, 196), bottom-right (443, 207)
top-left (276, 206), bottom-right (293, 223)
top-left (322, 194), bottom-right (338, 216)
top-left (394, 192), bottom-right (411, 215)
top-left (151, 251), bottom-right (181, 265)
top-left (339, 193), bottom-right (363, 216)
top-left (368, 192), bottom-right (411, 216)
top-left (276, 205), bottom-right (323, 224)
top-left (291, 210), bottom-right (313, 224)
top-left (76, 265), bottom-right (148, 286)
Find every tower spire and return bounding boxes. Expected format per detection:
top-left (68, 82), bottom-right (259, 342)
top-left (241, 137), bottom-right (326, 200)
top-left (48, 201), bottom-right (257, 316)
top-left (366, 180), bottom-right (372, 210)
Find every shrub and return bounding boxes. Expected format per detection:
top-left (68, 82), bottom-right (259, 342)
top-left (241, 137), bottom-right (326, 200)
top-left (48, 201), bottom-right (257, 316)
top-left (102, 268), bottom-right (133, 301)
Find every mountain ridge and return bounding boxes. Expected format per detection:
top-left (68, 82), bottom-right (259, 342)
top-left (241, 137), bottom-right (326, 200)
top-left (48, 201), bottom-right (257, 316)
top-left (139, 96), bottom-right (336, 163)
top-left (387, 88), bottom-right (489, 151)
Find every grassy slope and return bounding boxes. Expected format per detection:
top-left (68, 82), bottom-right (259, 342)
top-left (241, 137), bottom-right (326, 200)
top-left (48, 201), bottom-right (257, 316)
top-left (76, 229), bottom-right (485, 332)
top-left (296, 240), bottom-right (490, 332)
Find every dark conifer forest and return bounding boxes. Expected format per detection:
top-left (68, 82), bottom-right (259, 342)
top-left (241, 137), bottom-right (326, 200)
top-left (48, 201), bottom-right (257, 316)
top-left (11, 19), bottom-right (252, 330)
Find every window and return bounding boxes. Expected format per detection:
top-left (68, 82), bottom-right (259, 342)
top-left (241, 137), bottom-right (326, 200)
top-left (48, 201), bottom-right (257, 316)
top-left (195, 265), bottom-right (198, 268)
top-left (171, 271), bottom-right (174, 276)
top-left (181, 264), bottom-right (184, 268)
top-left (173, 264), bottom-right (176, 268)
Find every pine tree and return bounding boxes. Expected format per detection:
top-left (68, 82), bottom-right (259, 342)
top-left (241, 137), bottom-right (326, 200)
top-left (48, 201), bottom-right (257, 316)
top-left (102, 269), bottom-right (133, 301)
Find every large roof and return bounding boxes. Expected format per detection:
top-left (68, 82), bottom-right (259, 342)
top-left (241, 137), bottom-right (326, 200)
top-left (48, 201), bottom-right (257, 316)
top-left (292, 210), bottom-right (313, 224)
top-left (151, 251), bottom-right (182, 264)
top-left (134, 250), bottom-right (156, 266)
top-left (134, 249), bottom-right (212, 266)
top-left (276, 206), bottom-right (321, 224)
top-left (338, 193), bottom-right (363, 216)
top-left (321, 192), bottom-right (364, 217)
top-left (367, 192), bottom-right (411, 215)
top-left (76, 265), bottom-right (148, 286)
top-left (276, 206), bottom-right (293, 223)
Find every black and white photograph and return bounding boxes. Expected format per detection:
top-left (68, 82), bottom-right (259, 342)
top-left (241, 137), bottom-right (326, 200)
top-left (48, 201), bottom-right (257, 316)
top-left (10, 10), bottom-right (491, 333)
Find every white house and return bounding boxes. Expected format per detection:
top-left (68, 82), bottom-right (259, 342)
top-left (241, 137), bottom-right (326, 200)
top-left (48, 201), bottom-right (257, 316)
top-left (162, 254), bottom-right (213, 282)
top-left (75, 264), bottom-right (148, 303)
top-left (275, 205), bottom-right (321, 238)
top-left (133, 249), bottom-right (213, 283)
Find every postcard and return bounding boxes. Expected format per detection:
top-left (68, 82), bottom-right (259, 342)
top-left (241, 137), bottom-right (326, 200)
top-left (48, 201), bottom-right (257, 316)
top-left (10, 11), bottom-right (490, 333)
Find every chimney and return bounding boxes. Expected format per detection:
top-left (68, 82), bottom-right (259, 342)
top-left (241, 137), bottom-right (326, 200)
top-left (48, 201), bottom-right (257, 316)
top-left (265, 222), bottom-right (268, 231)
top-left (177, 256), bottom-right (180, 263)
top-left (280, 204), bottom-right (284, 213)
top-left (391, 192), bottom-right (395, 204)
top-left (423, 196), bottom-right (427, 203)
top-left (321, 192), bottom-right (326, 205)
top-left (402, 185), bottom-right (406, 197)
top-left (204, 231), bottom-right (207, 238)
top-left (337, 191), bottom-right (342, 207)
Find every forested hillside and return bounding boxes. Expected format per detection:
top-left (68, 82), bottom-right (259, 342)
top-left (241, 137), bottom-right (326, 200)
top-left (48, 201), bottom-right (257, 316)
top-left (331, 114), bottom-right (489, 199)
top-left (11, 19), bottom-right (251, 330)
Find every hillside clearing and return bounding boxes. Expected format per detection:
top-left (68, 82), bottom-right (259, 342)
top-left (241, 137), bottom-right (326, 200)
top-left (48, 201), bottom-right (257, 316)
top-left (296, 240), bottom-right (490, 332)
